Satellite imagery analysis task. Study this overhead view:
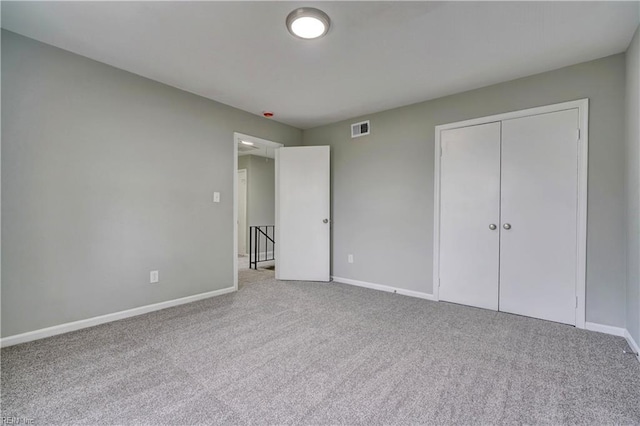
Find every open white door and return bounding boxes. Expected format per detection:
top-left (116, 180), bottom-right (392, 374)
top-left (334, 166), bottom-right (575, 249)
top-left (276, 146), bottom-right (330, 281)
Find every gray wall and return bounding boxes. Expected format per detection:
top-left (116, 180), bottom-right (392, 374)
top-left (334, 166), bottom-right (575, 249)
top-left (243, 155), bottom-right (276, 227)
top-left (238, 155), bottom-right (251, 173)
top-left (626, 26), bottom-right (640, 345)
top-left (237, 155), bottom-right (250, 254)
top-left (237, 154), bottom-right (275, 252)
top-left (304, 54), bottom-right (627, 327)
top-left (1, 31), bottom-right (302, 337)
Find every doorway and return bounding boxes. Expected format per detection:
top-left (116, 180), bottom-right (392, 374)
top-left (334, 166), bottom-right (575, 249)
top-left (233, 132), bottom-right (283, 290)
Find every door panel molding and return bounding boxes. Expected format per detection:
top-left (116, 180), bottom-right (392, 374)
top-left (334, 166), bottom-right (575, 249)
top-left (433, 99), bottom-right (589, 328)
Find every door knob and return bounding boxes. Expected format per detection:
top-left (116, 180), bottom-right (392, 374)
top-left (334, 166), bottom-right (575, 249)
top-left (503, 223), bottom-right (511, 230)
top-left (323, 219), bottom-right (329, 224)
top-left (489, 224), bottom-right (497, 230)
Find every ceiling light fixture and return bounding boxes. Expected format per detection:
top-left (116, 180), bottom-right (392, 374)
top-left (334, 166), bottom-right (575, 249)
top-left (286, 8), bottom-right (331, 40)
top-left (241, 141), bottom-right (254, 146)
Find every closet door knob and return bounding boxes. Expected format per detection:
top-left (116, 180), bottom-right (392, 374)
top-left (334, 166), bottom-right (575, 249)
top-left (489, 224), bottom-right (497, 230)
top-left (503, 223), bottom-right (512, 230)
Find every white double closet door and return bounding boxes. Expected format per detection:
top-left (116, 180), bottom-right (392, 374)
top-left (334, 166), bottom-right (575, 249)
top-left (439, 108), bottom-right (579, 325)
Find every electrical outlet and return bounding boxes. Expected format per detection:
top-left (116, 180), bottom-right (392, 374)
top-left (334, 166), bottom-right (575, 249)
top-left (348, 254), bottom-right (354, 264)
top-left (150, 270), bottom-right (159, 284)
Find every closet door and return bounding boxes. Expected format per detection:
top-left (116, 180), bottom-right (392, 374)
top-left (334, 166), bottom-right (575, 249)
top-left (439, 122), bottom-right (501, 310)
top-left (499, 109), bottom-right (579, 325)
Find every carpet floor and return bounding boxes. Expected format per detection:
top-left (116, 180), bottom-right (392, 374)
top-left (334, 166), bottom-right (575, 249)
top-left (2, 275), bottom-right (640, 425)
top-left (238, 262), bottom-right (275, 290)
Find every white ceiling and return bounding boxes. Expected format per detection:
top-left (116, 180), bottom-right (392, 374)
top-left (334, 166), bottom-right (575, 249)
top-left (2, 1), bottom-right (639, 129)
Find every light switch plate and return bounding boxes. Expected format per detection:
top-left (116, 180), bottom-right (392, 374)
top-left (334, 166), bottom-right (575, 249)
top-left (213, 192), bottom-right (220, 203)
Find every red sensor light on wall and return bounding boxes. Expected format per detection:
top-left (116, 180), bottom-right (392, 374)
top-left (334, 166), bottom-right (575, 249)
top-left (263, 111), bottom-right (274, 118)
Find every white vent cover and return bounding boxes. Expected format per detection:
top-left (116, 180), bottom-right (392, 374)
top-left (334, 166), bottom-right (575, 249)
top-left (351, 120), bottom-right (370, 138)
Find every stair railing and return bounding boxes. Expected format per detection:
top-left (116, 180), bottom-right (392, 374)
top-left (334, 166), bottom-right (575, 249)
top-left (249, 225), bottom-right (275, 270)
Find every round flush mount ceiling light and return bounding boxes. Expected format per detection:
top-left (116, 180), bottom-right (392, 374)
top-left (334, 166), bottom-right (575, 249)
top-left (286, 8), bottom-right (331, 40)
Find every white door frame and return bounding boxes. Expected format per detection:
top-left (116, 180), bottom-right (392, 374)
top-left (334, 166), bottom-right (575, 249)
top-left (233, 132), bottom-right (283, 291)
top-left (432, 99), bottom-right (589, 329)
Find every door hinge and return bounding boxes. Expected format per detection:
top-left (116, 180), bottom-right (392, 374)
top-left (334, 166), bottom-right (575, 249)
top-left (439, 278), bottom-right (441, 288)
top-left (575, 296), bottom-right (578, 309)
top-left (577, 129), bottom-right (580, 141)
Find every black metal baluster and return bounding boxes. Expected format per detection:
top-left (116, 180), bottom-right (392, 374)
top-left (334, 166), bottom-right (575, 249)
top-left (249, 226), bottom-right (253, 269)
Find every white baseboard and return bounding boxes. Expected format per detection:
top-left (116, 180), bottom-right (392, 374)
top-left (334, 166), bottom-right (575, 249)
top-left (585, 322), bottom-right (626, 337)
top-left (255, 251), bottom-right (274, 259)
top-left (585, 322), bottom-right (640, 364)
top-left (332, 276), bottom-right (436, 301)
top-left (0, 286), bottom-right (236, 348)
top-left (624, 329), bottom-right (640, 364)
top-left (240, 252), bottom-right (274, 259)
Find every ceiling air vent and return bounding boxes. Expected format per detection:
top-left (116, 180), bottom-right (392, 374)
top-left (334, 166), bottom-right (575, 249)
top-left (351, 120), bottom-right (370, 138)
